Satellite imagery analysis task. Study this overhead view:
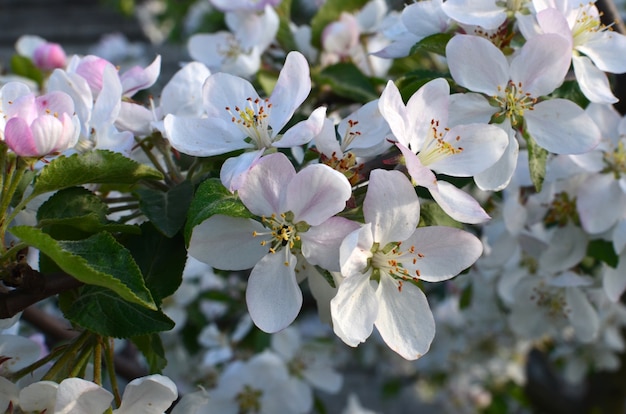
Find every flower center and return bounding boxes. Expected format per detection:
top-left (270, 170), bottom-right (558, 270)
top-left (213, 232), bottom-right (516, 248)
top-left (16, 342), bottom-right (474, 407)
top-left (235, 384), bottom-right (263, 413)
top-left (572, 4), bottom-right (605, 47)
top-left (252, 212), bottom-right (310, 266)
top-left (603, 139), bottom-right (626, 178)
top-left (225, 97), bottom-right (273, 148)
top-left (370, 241), bottom-right (424, 284)
top-left (544, 192), bottom-right (579, 227)
top-left (529, 282), bottom-right (569, 320)
top-left (417, 119), bottom-right (463, 166)
top-left (341, 119), bottom-right (362, 152)
top-left (492, 81), bottom-right (536, 127)
top-left (320, 151), bottom-right (362, 185)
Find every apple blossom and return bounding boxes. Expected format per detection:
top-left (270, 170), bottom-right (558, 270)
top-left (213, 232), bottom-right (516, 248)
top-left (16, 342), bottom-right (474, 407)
top-left (378, 78), bottom-right (508, 223)
top-left (2, 88), bottom-right (80, 157)
top-left (15, 35), bottom-right (67, 71)
top-left (188, 152), bottom-right (355, 332)
top-left (331, 169), bottom-right (483, 359)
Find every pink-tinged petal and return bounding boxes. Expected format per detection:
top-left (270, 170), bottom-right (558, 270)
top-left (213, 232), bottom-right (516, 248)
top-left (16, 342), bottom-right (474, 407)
top-left (19, 381), bottom-right (58, 413)
top-left (510, 34), bottom-right (571, 97)
top-left (474, 123), bottom-right (518, 191)
top-left (284, 164), bottom-right (351, 226)
top-left (441, 0), bottom-right (506, 30)
top-left (446, 34), bottom-right (508, 96)
top-left (120, 55), bottom-right (161, 97)
top-left (35, 90), bottom-right (74, 115)
top-left (301, 216), bottom-right (360, 271)
top-left (29, 115), bottom-right (65, 155)
top-left (240, 152), bottom-right (296, 216)
top-left (577, 31), bottom-right (626, 74)
top-left (577, 174), bottom-right (626, 233)
top-left (220, 149), bottom-right (264, 192)
top-left (535, 8), bottom-right (574, 47)
top-left (33, 42), bottom-right (67, 71)
top-left (566, 288), bottom-right (599, 343)
top-left (46, 70), bottom-right (93, 135)
top-left (429, 181), bottom-right (490, 224)
top-left (525, 99), bottom-right (601, 154)
top-left (403, 226), bottom-right (482, 282)
top-left (340, 224), bottom-right (374, 277)
top-left (189, 215), bottom-right (269, 270)
top-left (275, 106), bottom-right (326, 147)
top-left (428, 123), bottom-right (508, 176)
top-left (75, 55), bottom-right (114, 94)
top-left (55, 378), bottom-right (113, 414)
top-left (330, 271), bottom-right (378, 346)
top-left (374, 276), bottom-right (434, 360)
top-left (5, 117), bottom-right (37, 156)
top-left (572, 55), bottom-right (618, 104)
top-left (364, 169), bottom-right (420, 245)
top-left (397, 142), bottom-right (437, 187)
top-left (114, 374), bottom-right (177, 414)
top-left (4, 92), bottom-right (36, 122)
top-left (163, 115), bottom-right (251, 156)
top-left (269, 51), bottom-right (311, 133)
top-left (603, 253), bottom-right (626, 302)
top-left (378, 80), bottom-right (410, 147)
top-left (246, 251), bottom-right (302, 333)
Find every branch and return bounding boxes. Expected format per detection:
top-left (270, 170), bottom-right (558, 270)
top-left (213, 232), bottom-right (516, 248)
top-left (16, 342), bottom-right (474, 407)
top-left (0, 272), bottom-right (83, 319)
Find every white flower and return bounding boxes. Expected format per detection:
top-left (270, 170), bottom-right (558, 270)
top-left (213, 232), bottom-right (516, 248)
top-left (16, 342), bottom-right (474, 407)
top-left (331, 169), bottom-right (483, 359)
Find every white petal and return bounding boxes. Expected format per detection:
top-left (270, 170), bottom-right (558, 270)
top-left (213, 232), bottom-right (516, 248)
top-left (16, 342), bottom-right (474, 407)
top-left (330, 272), bottom-right (378, 346)
top-left (441, 0), bottom-right (505, 30)
top-left (572, 55), bottom-right (618, 104)
top-left (246, 252), bottom-right (302, 332)
top-left (114, 375), bottom-right (177, 414)
top-left (275, 106), bottom-right (326, 147)
top-left (0, 377), bottom-right (19, 413)
top-left (19, 381), bottom-right (58, 413)
top-left (406, 78), bottom-right (450, 151)
top-left (474, 124), bottom-right (519, 191)
top-left (160, 61), bottom-right (210, 117)
top-left (269, 51), bottom-right (311, 133)
top-left (577, 174), bottom-right (626, 233)
top-left (219, 149), bottom-right (264, 192)
top-left (603, 254), bottom-right (626, 302)
top-left (55, 378), bottom-right (113, 414)
top-left (189, 215), bottom-right (268, 270)
top-left (429, 180), bottom-right (490, 224)
top-left (364, 169), bottom-right (420, 245)
top-left (203, 72), bottom-right (259, 117)
top-left (374, 276), bottom-right (434, 360)
top-left (613, 218), bottom-right (626, 255)
top-left (566, 288), bottom-right (599, 343)
top-left (539, 225), bottom-right (588, 273)
top-left (284, 164), bottom-right (351, 226)
top-left (525, 99), bottom-right (601, 154)
top-left (0, 334), bottom-right (41, 375)
top-left (163, 115), bottom-right (250, 156)
top-left (301, 216), bottom-right (360, 271)
top-left (378, 80), bottom-right (410, 147)
top-left (340, 224), bottom-right (374, 277)
top-left (403, 226), bottom-right (483, 282)
top-left (446, 34), bottom-right (508, 96)
top-left (303, 365), bottom-right (343, 393)
top-left (448, 92), bottom-right (496, 126)
top-left (239, 152), bottom-right (296, 216)
top-left (170, 389), bottom-right (209, 414)
top-left (429, 123), bottom-right (508, 176)
top-left (577, 31), bottom-right (626, 74)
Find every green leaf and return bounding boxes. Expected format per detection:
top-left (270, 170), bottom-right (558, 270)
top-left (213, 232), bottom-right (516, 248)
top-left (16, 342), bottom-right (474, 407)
top-left (10, 55), bottom-right (43, 86)
top-left (310, 0), bottom-right (369, 48)
top-left (64, 285), bottom-right (174, 338)
top-left (9, 226), bottom-right (156, 310)
top-left (587, 239), bottom-right (618, 268)
top-left (419, 201), bottom-right (463, 229)
top-left (316, 62), bottom-right (379, 103)
top-left (37, 187), bottom-right (140, 235)
top-left (32, 150), bottom-right (163, 197)
top-left (131, 334), bottom-right (168, 373)
top-left (136, 180), bottom-right (193, 238)
top-left (409, 33), bottom-right (454, 56)
top-left (549, 80), bottom-right (589, 109)
top-left (525, 131), bottom-right (548, 192)
top-left (397, 69), bottom-right (449, 101)
top-left (459, 283), bottom-right (473, 309)
top-left (123, 223), bottom-right (187, 305)
top-left (184, 178), bottom-right (252, 245)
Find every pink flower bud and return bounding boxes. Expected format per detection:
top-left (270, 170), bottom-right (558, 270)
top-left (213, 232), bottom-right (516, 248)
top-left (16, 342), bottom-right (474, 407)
top-left (4, 91), bottom-right (79, 157)
top-left (32, 42), bottom-right (67, 71)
